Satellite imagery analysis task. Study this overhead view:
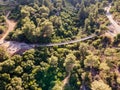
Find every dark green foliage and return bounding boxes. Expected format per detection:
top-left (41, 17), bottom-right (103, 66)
top-left (1, 0), bottom-right (120, 90)
top-left (0, 15), bottom-right (6, 34)
top-left (6, 0), bottom-right (105, 43)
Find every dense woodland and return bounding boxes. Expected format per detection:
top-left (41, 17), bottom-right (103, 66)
top-left (0, 0), bottom-right (120, 90)
top-left (0, 15), bottom-right (6, 34)
top-left (5, 0), bottom-right (109, 43)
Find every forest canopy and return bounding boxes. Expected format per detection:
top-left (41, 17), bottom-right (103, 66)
top-left (0, 0), bottom-right (120, 90)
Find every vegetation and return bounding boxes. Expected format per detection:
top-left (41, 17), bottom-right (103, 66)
top-left (110, 0), bottom-right (120, 24)
top-left (5, 0), bottom-right (109, 43)
top-left (0, 0), bottom-right (120, 90)
top-left (0, 15), bottom-right (6, 35)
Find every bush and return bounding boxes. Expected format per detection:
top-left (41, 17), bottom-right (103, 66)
top-left (0, 26), bottom-right (4, 34)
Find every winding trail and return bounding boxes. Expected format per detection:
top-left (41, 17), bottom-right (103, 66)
top-left (1, 3), bottom-right (120, 55)
top-left (105, 3), bottom-right (120, 34)
top-left (0, 3), bottom-right (119, 55)
top-left (1, 11), bottom-right (17, 40)
top-left (0, 3), bottom-right (119, 89)
top-left (0, 12), bottom-right (96, 54)
top-left (62, 3), bottom-right (120, 90)
top-left (62, 72), bottom-right (71, 89)
top-left (0, 34), bottom-right (96, 54)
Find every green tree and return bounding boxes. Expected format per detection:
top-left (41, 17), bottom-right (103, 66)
top-left (40, 20), bottom-right (54, 38)
top-left (99, 62), bottom-right (110, 71)
top-left (14, 66), bottom-right (23, 75)
top-left (22, 17), bottom-right (40, 43)
top-left (1, 60), bottom-right (15, 73)
top-left (64, 53), bottom-right (76, 73)
top-left (51, 80), bottom-right (63, 90)
top-left (6, 77), bottom-right (23, 90)
top-left (39, 5), bottom-right (50, 18)
top-left (48, 55), bottom-right (58, 67)
top-left (21, 5), bottom-right (36, 17)
top-left (0, 46), bottom-right (9, 62)
top-left (91, 80), bottom-right (112, 90)
top-left (84, 54), bottom-right (100, 69)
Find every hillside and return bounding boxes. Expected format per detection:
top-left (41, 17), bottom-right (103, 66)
top-left (0, 0), bottom-right (120, 90)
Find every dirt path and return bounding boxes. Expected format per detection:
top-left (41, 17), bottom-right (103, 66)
top-left (105, 3), bottom-right (120, 35)
top-left (1, 11), bottom-right (17, 41)
top-left (0, 3), bottom-right (119, 55)
top-left (0, 34), bottom-right (96, 55)
top-left (62, 72), bottom-right (71, 87)
top-left (0, 12), bottom-right (96, 55)
top-left (61, 3), bottom-right (120, 90)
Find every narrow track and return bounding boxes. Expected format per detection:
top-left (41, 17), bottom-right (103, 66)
top-left (1, 11), bottom-right (17, 40)
top-left (62, 3), bottom-right (120, 90)
top-left (0, 12), bottom-right (96, 54)
top-left (106, 3), bottom-right (120, 34)
top-left (1, 3), bottom-right (119, 55)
